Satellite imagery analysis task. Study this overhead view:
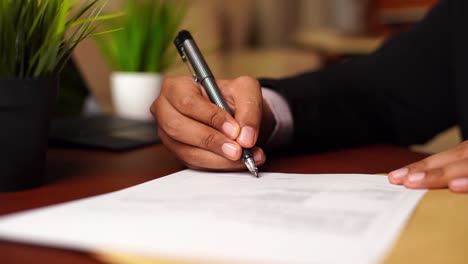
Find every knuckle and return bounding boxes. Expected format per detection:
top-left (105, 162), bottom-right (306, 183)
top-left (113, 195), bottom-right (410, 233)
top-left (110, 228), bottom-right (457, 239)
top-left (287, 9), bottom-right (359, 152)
top-left (407, 160), bottom-right (427, 172)
top-left (217, 79), bottom-right (230, 88)
top-left (438, 167), bottom-right (448, 178)
top-left (163, 118), bottom-right (183, 137)
top-left (161, 75), bottom-right (193, 95)
top-left (179, 95), bottom-right (195, 113)
top-left (426, 167), bottom-right (445, 182)
top-left (161, 77), bottom-right (173, 93)
top-left (418, 159), bottom-right (428, 169)
top-left (208, 109), bottom-right (225, 128)
top-left (224, 96), bottom-right (236, 109)
top-left (201, 133), bottom-right (216, 148)
top-left (236, 76), bottom-right (260, 88)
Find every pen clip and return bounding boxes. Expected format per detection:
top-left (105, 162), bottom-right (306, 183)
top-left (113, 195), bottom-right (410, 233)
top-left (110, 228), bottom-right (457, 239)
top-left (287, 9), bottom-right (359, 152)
top-left (180, 47), bottom-right (199, 83)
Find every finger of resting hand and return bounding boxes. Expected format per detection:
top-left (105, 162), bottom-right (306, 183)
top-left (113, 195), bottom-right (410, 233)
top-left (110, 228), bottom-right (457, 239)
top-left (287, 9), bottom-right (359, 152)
top-left (167, 89), bottom-right (240, 140)
top-left (159, 128), bottom-right (266, 171)
top-left (406, 141), bottom-right (468, 174)
top-left (448, 177), bottom-right (468, 193)
top-left (404, 157), bottom-right (468, 190)
top-left (389, 142), bottom-right (468, 185)
top-left (156, 98), bottom-right (242, 160)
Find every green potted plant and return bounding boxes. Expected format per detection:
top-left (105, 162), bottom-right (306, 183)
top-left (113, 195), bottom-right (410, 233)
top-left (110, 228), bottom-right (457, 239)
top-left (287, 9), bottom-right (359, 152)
top-left (95, 0), bottom-right (186, 121)
top-left (0, 0), bottom-right (115, 191)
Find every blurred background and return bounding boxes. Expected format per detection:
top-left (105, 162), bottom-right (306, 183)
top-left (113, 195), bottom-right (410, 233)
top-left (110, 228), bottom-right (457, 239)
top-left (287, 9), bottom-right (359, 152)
top-left (73, 0), bottom-right (459, 153)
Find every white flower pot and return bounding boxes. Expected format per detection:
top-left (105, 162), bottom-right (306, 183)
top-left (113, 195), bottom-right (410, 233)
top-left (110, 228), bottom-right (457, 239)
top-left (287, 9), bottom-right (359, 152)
top-left (111, 72), bottom-right (162, 121)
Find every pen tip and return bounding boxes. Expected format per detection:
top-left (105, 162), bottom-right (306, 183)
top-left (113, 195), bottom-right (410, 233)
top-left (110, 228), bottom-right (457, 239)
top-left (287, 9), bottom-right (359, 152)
top-left (244, 157), bottom-right (259, 178)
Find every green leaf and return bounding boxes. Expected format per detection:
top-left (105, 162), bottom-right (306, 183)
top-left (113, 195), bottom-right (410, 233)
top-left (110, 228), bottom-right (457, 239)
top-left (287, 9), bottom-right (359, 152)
top-left (93, 0), bottom-right (187, 73)
top-left (70, 12), bottom-right (124, 28)
top-left (0, 0), bottom-right (118, 78)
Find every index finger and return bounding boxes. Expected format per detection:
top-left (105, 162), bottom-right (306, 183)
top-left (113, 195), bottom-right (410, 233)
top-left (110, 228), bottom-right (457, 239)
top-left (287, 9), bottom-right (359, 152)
top-left (161, 76), bottom-right (241, 140)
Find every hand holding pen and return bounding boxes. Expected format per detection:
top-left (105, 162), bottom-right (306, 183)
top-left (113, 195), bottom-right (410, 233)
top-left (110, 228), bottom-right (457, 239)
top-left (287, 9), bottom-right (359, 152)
top-left (150, 31), bottom-right (272, 175)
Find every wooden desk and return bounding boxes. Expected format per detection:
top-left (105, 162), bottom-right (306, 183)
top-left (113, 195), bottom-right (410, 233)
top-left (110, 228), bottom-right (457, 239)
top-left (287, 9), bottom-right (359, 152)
top-left (1, 145), bottom-right (467, 264)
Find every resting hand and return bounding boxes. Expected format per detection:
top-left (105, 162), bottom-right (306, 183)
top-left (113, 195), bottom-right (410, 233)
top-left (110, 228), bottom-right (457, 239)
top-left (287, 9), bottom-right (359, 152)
top-left (151, 75), bottom-right (273, 171)
top-left (388, 141), bottom-right (468, 193)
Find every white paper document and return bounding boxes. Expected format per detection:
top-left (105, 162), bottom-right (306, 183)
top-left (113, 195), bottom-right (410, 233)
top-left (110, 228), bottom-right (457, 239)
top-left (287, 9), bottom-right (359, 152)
top-left (0, 170), bottom-right (426, 264)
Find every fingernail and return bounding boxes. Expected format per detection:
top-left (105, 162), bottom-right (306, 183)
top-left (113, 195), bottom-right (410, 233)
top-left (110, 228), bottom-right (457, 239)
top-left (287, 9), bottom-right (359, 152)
top-left (449, 178), bottom-right (468, 189)
top-left (222, 143), bottom-right (239, 158)
top-left (407, 172), bottom-right (425, 183)
top-left (222, 122), bottom-right (237, 138)
top-left (239, 126), bottom-right (255, 146)
top-left (389, 168), bottom-right (409, 179)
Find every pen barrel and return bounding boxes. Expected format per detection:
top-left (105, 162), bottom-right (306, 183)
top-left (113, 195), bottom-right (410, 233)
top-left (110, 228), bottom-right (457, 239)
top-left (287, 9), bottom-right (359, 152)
top-left (180, 38), bottom-right (234, 115)
top-left (182, 39), bottom-right (213, 82)
top-left (202, 78), bottom-right (233, 115)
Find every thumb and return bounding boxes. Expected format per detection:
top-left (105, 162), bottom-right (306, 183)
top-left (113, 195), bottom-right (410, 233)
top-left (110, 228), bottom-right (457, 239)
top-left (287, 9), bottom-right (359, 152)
top-left (223, 76), bottom-right (262, 148)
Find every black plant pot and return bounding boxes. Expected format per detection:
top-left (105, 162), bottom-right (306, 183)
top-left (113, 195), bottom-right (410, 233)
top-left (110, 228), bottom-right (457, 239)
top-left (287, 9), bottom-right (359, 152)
top-left (0, 79), bottom-right (58, 192)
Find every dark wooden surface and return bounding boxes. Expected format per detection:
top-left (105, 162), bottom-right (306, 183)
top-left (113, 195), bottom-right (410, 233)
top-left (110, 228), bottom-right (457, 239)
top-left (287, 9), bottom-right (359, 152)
top-left (0, 144), bottom-right (427, 264)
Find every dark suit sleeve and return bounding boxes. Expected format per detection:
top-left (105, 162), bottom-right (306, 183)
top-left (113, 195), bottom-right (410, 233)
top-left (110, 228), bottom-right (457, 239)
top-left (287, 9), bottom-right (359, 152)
top-left (259, 0), bottom-right (457, 153)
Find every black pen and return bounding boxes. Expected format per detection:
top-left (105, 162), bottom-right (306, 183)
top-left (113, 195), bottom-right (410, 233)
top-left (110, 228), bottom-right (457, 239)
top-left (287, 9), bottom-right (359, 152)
top-left (174, 30), bottom-right (259, 177)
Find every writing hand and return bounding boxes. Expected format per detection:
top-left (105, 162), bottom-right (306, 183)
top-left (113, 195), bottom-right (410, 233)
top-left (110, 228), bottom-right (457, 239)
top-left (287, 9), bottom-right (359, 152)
top-left (388, 141), bottom-right (468, 193)
top-left (151, 75), bottom-right (273, 171)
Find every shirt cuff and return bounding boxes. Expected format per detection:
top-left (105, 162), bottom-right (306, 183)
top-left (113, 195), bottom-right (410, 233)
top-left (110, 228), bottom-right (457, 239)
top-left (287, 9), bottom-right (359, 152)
top-left (261, 88), bottom-right (294, 149)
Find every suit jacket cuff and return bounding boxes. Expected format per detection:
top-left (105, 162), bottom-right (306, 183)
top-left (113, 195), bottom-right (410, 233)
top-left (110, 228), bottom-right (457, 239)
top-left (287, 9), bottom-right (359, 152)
top-left (261, 87), bottom-right (294, 150)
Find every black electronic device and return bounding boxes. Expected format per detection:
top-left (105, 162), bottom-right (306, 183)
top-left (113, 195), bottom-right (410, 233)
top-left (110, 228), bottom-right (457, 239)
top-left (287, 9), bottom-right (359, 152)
top-left (49, 115), bottom-right (159, 151)
top-left (49, 60), bottom-right (160, 151)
